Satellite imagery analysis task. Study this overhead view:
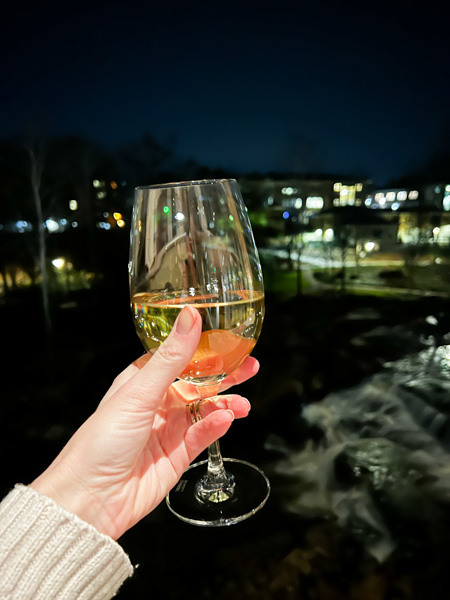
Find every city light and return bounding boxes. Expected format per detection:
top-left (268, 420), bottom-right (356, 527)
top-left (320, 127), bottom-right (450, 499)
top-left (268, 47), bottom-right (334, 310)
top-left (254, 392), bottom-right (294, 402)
top-left (306, 197), bottom-right (324, 209)
top-left (45, 219), bottom-right (59, 233)
top-left (324, 228), bottom-right (334, 241)
top-left (52, 258), bottom-right (66, 270)
top-left (16, 220), bottom-right (31, 232)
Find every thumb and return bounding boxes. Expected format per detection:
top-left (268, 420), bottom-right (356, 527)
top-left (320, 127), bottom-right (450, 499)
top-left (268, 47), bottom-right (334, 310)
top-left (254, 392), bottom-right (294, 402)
top-left (117, 305), bottom-right (202, 411)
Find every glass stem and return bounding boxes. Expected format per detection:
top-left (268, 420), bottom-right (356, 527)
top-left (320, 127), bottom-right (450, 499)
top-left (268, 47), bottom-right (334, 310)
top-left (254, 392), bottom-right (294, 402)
top-left (195, 438), bottom-right (235, 503)
top-left (206, 439), bottom-right (227, 484)
top-left (194, 390), bottom-right (236, 503)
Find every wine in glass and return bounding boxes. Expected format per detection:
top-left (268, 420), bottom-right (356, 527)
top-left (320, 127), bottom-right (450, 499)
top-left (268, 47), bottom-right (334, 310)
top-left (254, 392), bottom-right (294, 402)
top-left (129, 179), bottom-right (269, 526)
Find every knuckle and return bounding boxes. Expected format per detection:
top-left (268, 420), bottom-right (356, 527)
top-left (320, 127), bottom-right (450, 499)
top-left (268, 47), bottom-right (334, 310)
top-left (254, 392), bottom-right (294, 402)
top-left (156, 343), bottom-right (187, 366)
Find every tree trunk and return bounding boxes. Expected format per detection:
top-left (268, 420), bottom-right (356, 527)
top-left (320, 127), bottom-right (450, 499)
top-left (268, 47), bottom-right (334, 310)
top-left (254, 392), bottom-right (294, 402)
top-left (29, 146), bottom-right (52, 339)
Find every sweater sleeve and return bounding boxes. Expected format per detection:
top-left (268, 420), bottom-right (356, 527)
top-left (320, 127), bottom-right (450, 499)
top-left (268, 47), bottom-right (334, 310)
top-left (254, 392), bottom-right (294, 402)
top-left (0, 484), bottom-right (134, 600)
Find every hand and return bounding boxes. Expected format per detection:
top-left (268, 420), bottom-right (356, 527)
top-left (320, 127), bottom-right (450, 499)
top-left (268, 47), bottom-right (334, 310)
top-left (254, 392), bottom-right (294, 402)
top-left (31, 306), bottom-right (258, 540)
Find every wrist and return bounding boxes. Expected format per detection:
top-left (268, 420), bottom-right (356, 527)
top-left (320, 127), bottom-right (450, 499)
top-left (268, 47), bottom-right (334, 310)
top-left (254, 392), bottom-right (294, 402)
top-left (30, 466), bottom-right (116, 539)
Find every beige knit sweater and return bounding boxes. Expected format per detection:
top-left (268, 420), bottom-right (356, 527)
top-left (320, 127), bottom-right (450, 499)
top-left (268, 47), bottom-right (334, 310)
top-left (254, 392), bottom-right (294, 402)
top-left (0, 485), bottom-right (134, 599)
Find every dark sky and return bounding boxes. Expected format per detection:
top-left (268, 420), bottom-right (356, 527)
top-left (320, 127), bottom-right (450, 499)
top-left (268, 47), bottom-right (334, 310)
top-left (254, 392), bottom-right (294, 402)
top-left (1, 0), bottom-right (449, 186)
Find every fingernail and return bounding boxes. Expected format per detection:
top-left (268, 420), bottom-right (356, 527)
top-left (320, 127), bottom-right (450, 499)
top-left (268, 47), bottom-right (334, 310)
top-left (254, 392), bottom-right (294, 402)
top-left (226, 409), bottom-right (235, 422)
top-left (175, 305), bottom-right (196, 336)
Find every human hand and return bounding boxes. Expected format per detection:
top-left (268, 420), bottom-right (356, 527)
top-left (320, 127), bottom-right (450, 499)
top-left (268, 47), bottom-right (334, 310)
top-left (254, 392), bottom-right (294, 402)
top-left (31, 306), bottom-right (258, 540)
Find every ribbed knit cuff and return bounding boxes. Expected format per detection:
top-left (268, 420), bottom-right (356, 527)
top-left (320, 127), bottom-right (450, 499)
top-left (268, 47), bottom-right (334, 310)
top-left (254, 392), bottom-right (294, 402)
top-left (0, 484), bottom-right (134, 600)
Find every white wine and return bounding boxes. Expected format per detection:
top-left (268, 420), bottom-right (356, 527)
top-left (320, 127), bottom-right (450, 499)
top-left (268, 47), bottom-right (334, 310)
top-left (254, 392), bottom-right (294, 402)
top-left (131, 289), bottom-right (264, 386)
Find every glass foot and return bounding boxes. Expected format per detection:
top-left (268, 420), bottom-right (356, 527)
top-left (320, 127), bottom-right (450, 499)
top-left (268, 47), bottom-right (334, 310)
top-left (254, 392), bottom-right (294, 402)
top-left (166, 458), bottom-right (270, 527)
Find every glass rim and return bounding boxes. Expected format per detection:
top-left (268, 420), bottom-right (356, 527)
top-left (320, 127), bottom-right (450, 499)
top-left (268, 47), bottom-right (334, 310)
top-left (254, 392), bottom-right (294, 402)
top-left (135, 178), bottom-right (237, 191)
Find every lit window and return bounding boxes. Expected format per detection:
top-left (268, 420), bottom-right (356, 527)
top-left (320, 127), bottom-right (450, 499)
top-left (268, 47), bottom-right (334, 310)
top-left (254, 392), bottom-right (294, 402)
top-left (281, 187), bottom-right (297, 195)
top-left (69, 199), bottom-right (78, 211)
top-left (339, 186), bottom-right (355, 206)
top-left (386, 192), bottom-right (396, 201)
top-left (334, 182), bottom-right (342, 192)
top-left (375, 193), bottom-right (384, 201)
top-left (113, 212), bottom-right (123, 220)
top-left (110, 181), bottom-right (118, 189)
top-left (306, 196), bottom-right (324, 209)
top-left (294, 198), bottom-right (302, 209)
top-left (409, 190), bottom-right (419, 200)
top-left (96, 191), bottom-right (106, 199)
top-left (356, 183), bottom-right (363, 192)
top-left (397, 191), bottom-right (407, 201)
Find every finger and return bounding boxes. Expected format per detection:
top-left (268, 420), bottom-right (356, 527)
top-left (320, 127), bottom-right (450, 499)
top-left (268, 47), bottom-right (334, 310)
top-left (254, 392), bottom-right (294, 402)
top-left (184, 410), bottom-right (235, 463)
top-left (219, 357), bottom-right (260, 392)
top-left (195, 395), bottom-right (251, 420)
top-left (172, 357), bottom-right (260, 402)
top-left (110, 306), bottom-right (202, 413)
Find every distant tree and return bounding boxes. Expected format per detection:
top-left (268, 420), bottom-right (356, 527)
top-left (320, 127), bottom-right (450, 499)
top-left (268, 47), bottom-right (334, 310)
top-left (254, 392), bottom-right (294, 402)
top-left (0, 135), bottom-right (52, 333)
top-left (388, 122), bottom-right (450, 187)
top-left (116, 133), bottom-right (173, 187)
top-left (46, 136), bottom-right (110, 276)
top-left (28, 139), bottom-right (52, 335)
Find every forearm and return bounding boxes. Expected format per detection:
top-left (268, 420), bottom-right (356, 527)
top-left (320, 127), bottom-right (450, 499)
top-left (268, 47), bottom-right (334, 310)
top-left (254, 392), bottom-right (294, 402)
top-left (0, 485), bottom-right (134, 600)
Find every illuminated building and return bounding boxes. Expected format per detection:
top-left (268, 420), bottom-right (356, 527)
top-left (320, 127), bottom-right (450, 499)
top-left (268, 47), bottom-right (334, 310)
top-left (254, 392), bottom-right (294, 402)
top-left (238, 176), bottom-right (371, 231)
top-left (308, 205), bottom-right (399, 253)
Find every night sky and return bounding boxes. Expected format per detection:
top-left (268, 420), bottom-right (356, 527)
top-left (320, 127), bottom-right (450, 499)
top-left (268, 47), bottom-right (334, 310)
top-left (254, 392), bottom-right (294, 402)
top-left (1, 0), bottom-right (449, 186)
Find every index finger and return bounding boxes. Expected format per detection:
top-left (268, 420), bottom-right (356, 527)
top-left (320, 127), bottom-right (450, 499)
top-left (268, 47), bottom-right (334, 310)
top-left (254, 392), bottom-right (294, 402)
top-left (172, 357), bottom-right (260, 402)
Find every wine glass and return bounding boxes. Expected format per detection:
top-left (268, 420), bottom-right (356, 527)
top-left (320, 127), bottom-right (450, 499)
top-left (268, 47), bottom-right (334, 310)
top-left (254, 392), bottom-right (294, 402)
top-left (129, 178), bottom-right (270, 526)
